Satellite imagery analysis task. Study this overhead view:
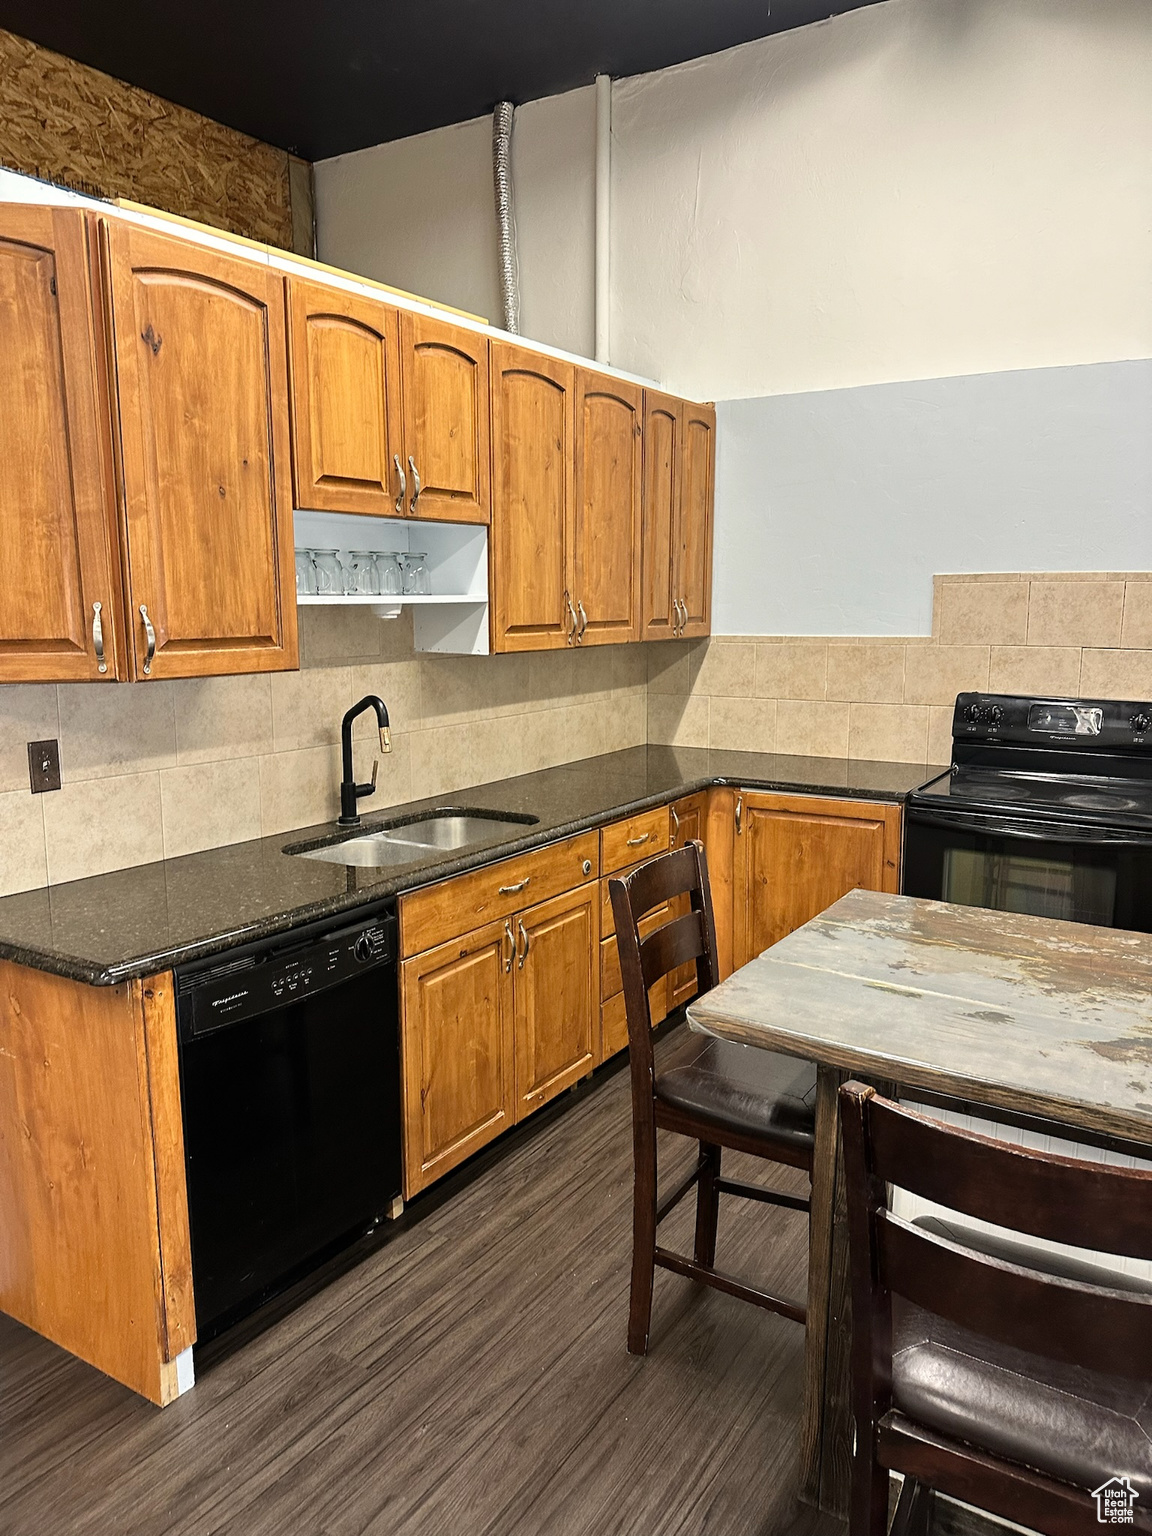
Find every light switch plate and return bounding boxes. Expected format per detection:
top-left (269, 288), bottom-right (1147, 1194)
top-left (28, 739), bottom-right (61, 794)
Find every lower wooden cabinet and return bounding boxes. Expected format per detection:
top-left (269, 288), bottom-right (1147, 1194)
top-left (399, 874), bottom-right (598, 1196)
top-left (732, 792), bottom-right (901, 970)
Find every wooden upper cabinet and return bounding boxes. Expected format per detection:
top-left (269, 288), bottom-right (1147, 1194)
top-left (399, 311), bottom-right (489, 524)
top-left (732, 793), bottom-right (901, 970)
top-left (640, 390), bottom-right (681, 642)
top-left (286, 278), bottom-right (403, 517)
top-left (573, 370), bottom-right (643, 645)
top-left (103, 222), bottom-right (297, 678)
top-left (490, 341), bottom-right (575, 653)
top-left (641, 390), bottom-right (715, 642)
top-left (513, 883), bottom-right (597, 1118)
top-left (679, 402), bottom-right (715, 637)
top-left (0, 206), bottom-right (123, 682)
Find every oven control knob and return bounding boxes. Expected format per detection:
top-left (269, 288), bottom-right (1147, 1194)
top-left (988, 705), bottom-right (1003, 725)
top-left (1131, 713), bottom-right (1150, 735)
top-left (963, 702), bottom-right (984, 724)
top-left (354, 933), bottom-right (375, 963)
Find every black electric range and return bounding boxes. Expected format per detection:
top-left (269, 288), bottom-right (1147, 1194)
top-left (903, 693), bottom-right (1152, 932)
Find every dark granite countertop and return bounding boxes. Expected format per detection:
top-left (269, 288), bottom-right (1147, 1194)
top-left (0, 746), bottom-right (940, 986)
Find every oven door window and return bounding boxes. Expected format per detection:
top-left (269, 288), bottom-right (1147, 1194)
top-left (942, 846), bottom-right (1117, 927)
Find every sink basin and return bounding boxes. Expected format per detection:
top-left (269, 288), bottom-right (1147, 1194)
top-left (287, 810), bottom-right (538, 869)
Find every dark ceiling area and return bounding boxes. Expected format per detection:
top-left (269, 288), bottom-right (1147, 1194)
top-left (0, 0), bottom-right (883, 161)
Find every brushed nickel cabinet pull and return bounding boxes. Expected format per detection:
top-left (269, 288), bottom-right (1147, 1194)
top-left (517, 919), bottom-right (530, 969)
top-left (735, 795), bottom-right (744, 835)
top-left (576, 599), bottom-right (588, 643)
top-left (393, 453), bottom-right (407, 514)
top-left (139, 604), bottom-right (156, 675)
top-left (407, 455), bottom-right (421, 512)
top-left (582, 858), bottom-right (592, 876)
top-left (669, 805), bottom-right (679, 839)
top-left (503, 919), bottom-right (515, 973)
top-left (565, 591), bottom-right (577, 646)
top-left (626, 832), bottom-right (650, 848)
top-left (499, 875), bottom-right (531, 895)
top-left (92, 601), bottom-right (107, 674)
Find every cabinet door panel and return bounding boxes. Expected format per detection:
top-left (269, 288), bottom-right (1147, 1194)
top-left (0, 206), bottom-right (121, 681)
top-left (733, 793), bottom-right (901, 969)
top-left (399, 311), bottom-right (489, 524)
top-left (641, 390), bottom-right (680, 641)
top-left (490, 342), bottom-right (574, 652)
top-left (400, 920), bottom-right (514, 1196)
top-left (287, 279), bottom-right (402, 516)
top-left (679, 402), bottom-right (715, 636)
top-left (514, 883), bottom-right (596, 1118)
top-left (105, 223), bottom-right (297, 678)
top-left (573, 370), bottom-right (642, 645)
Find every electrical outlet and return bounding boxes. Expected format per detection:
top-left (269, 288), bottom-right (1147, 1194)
top-left (28, 739), bottom-right (61, 794)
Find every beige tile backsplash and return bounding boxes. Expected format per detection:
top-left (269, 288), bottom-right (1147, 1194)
top-left (3, 573), bottom-right (1151, 897)
top-left (646, 573), bottom-right (1152, 768)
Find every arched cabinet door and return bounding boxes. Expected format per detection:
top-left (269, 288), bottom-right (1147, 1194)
top-left (640, 390), bottom-right (681, 642)
top-left (679, 401), bottom-right (715, 638)
top-left (398, 311), bottom-right (490, 525)
top-left (573, 370), bottom-right (643, 645)
top-left (103, 221), bottom-right (298, 678)
top-left (0, 205), bottom-right (123, 682)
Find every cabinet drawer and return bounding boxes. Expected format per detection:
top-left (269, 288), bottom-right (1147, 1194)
top-left (400, 831), bottom-right (599, 958)
top-left (600, 902), bottom-right (671, 1002)
top-left (600, 807), bottom-right (670, 876)
top-left (601, 991), bottom-right (629, 1061)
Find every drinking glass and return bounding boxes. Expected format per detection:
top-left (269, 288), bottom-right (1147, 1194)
top-left (375, 552), bottom-right (403, 597)
top-left (400, 552), bottom-right (431, 596)
top-left (294, 550), bottom-right (317, 595)
top-left (345, 550), bottom-right (382, 596)
top-left (310, 549), bottom-right (345, 596)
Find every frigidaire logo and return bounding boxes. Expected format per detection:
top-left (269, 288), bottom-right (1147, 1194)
top-left (211, 991), bottom-right (249, 1009)
top-left (1093, 1478), bottom-right (1139, 1525)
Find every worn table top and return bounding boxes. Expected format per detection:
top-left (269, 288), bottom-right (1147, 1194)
top-left (689, 889), bottom-right (1152, 1146)
top-left (0, 746), bottom-right (936, 986)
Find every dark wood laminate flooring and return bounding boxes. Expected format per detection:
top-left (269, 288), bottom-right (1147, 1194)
top-left (0, 1025), bottom-right (837, 1536)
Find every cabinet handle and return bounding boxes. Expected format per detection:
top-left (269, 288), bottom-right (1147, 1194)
top-left (735, 795), bottom-right (743, 835)
top-left (582, 858), bottom-right (592, 876)
top-left (139, 604), bottom-right (156, 676)
top-left (393, 454), bottom-right (407, 514)
top-left (499, 875), bottom-right (531, 895)
top-left (92, 601), bottom-right (108, 674)
top-left (564, 591), bottom-right (577, 646)
top-left (576, 599), bottom-right (588, 644)
top-left (669, 805), bottom-right (679, 839)
top-left (517, 919), bottom-right (530, 970)
top-left (671, 597), bottom-right (681, 638)
top-left (677, 598), bottom-right (689, 633)
top-left (503, 919), bottom-right (515, 973)
top-left (626, 832), bottom-right (650, 848)
top-left (407, 456), bottom-right (421, 512)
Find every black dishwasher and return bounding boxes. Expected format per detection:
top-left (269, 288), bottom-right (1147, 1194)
top-left (175, 901), bottom-right (402, 1343)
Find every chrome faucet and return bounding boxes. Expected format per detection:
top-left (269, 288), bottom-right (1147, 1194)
top-left (339, 695), bottom-right (392, 826)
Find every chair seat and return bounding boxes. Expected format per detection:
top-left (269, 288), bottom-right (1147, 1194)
top-left (654, 1033), bottom-right (816, 1156)
top-left (891, 1218), bottom-right (1152, 1500)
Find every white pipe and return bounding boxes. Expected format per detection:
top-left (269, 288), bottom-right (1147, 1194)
top-left (595, 73), bottom-right (611, 365)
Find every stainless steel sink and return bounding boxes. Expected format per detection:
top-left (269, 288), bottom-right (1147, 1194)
top-left (288, 810), bottom-right (538, 868)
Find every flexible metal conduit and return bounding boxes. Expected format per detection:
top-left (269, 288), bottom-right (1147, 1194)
top-left (595, 73), bottom-right (611, 364)
top-left (492, 100), bottom-right (520, 334)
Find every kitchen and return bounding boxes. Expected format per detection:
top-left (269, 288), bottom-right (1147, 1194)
top-left (1, 1), bottom-right (1150, 1532)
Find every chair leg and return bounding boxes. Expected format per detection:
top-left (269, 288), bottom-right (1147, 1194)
top-left (849, 1436), bottom-right (890, 1536)
top-left (694, 1142), bottom-right (722, 1268)
top-left (627, 1132), bottom-right (658, 1356)
top-left (889, 1478), bottom-right (932, 1536)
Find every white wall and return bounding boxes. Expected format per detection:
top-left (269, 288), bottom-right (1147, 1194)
top-left (315, 0), bottom-right (1152, 398)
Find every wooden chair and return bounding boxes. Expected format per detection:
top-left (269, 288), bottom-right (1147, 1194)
top-left (840, 1081), bottom-right (1152, 1536)
top-left (609, 840), bottom-right (816, 1356)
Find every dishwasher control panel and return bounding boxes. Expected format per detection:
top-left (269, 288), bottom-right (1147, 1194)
top-left (178, 909), bottom-right (397, 1038)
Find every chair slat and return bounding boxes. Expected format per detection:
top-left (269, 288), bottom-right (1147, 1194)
top-left (639, 911), bottom-right (706, 990)
top-left (878, 1210), bottom-right (1152, 1380)
top-left (868, 1094), bottom-right (1152, 1261)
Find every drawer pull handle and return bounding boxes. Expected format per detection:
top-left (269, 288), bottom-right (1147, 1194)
top-left (735, 795), bottom-right (743, 835)
top-left (582, 858), bottom-right (592, 876)
top-left (503, 919), bottom-right (515, 973)
top-left (92, 601), bottom-right (107, 674)
top-left (517, 919), bottom-right (530, 969)
top-left (576, 599), bottom-right (588, 644)
top-left (499, 876), bottom-right (531, 895)
top-left (408, 455), bottom-right (421, 512)
top-left (669, 806), bottom-right (679, 838)
top-left (626, 833), bottom-right (650, 848)
top-left (393, 453), bottom-right (407, 514)
top-left (139, 604), bottom-right (156, 675)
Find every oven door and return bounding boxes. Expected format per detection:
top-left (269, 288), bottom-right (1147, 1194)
top-left (903, 805), bottom-right (1152, 932)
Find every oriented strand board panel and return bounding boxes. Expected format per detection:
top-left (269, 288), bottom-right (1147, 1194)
top-left (0, 27), bottom-right (297, 249)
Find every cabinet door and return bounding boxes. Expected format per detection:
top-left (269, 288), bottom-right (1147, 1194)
top-left (668, 791), bottom-right (708, 1010)
top-left (104, 222), bottom-right (297, 679)
top-left (400, 918), bottom-right (515, 1197)
top-left (733, 793), bottom-right (902, 969)
top-left (678, 401), bottom-right (715, 637)
top-left (286, 278), bottom-right (403, 517)
top-left (490, 342), bottom-right (574, 652)
top-left (513, 883), bottom-right (597, 1118)
top-left (572, 370), bottom-right (642, 645)
top-left (640, 390), bottom-right (680, 641)
top-left (0, 206), bottom-right (122, 682)
top-left (399, 311), bottom-right (489, 524)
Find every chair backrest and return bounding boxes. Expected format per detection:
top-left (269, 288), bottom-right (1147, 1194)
top-left (609, 841), bottom-right (720, 1093)
top-left (840, 1081), bottom-right (1152, 1393)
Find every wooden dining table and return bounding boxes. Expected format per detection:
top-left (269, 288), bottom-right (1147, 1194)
top-left (687, 888), bottom-right (1152, 1517)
